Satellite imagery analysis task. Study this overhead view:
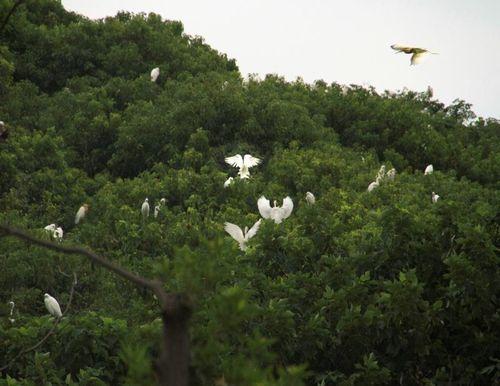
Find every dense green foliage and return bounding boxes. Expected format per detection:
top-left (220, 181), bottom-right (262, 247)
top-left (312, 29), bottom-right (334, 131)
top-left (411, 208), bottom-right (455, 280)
top-left (0, 1), bottom-right (499, 384)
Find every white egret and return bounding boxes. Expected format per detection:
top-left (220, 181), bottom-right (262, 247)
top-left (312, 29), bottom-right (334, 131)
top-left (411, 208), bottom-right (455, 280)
top-left (225, 154), bottom-right (261, 179)
top-left (44, 223), bottom-right (56, 232)
top-left (150, 67), bottom-right (160, 82)
top-left (75, 204), bottom-right (89, 224)
top-left (54, 227), bottom-right (63, 241)
top-left (377, 165), bottom-right (386, 180)
top-left (257, 196), bottom-right (294, 224)
top-left (44, 293), bottom-right (62, 318)
top-left (9, 301), bottom-right (15, 323)
top-left (224, 219), bottom-right (262, 251)
top-left (224, 176), bottom-right (234, 188)
top-left (154, 198), bottom-right (166, 218)
top-left (305, 192), bottom-right (316, 204)
top-left (424, 164), bottom-right (434, 175)
top-left (141, 198), bottom-right (150, 219)
top-left (391, 44), bottom-right (438, 65)
top-left (432, 192), bottom-right (440, 203)
top-left (367, 176), bottom-right (381, 192)
top-left (386, 168), bottom-right (396, 180)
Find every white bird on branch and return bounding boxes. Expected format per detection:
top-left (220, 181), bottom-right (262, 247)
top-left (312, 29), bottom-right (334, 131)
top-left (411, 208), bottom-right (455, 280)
top-left (224, 220), bottom-right (262, 251)
top-left (367, 176), bottom-right (381, 192)
top-left (391, 44), bottom-right (438, 65)
top-left (225, 154), bottom-right (261, 179)
top-left (258, 196), bottom-right (294, 224)
top-left (224, 176), bottom-right (234, 188)
top-left (150, 67), bottom-right (160, 82)
top-left (377, 165), bottom-right (386, 180)
top-left (305, 192), bottom-right (316, 204)
top-left (432, 192), bottom-right (440, 203)
top-left (141, 198), bottom-right (150, 219)
top-left (44, 293), bottom-right (62, 318)
top-left (44, 224), bottom-right (56, 233)
top-left (75, 204), bottom-right (89, 224)
top-left (154, 198), bottom-right (166, 218)
top-left (424, 164), bottom-right (434, 175)
top-left (54, 227), bottom-right (63, 241)
top-left (386, 168), bottom-right (396, 181)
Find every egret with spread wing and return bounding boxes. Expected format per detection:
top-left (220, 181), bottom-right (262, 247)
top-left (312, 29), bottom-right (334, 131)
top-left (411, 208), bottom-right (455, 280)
top-left (224, 219), bottom-right (262, 251)
top-left (258, 196), bottom-right (294, 224)
top-left (225, 154), bottom-right (261, 179)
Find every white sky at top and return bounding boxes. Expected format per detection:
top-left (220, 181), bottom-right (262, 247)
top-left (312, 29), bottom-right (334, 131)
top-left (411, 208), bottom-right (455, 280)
top-left (62, 0), bottom-right (500, 119)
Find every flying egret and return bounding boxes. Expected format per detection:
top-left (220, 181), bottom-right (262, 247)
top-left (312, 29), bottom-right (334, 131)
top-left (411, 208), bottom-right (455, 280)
top-left (367, 176), bottom-right (381, 192)
top-left (390, 44), bottom-right (438, 65)
top-left (75, 204), bottom-right (89, 224)
top-left (386, 168), bottom-right (396, 180)
top-left (225, 154), bottom-right (261, 179)
top-left (44, 293), bottom-right (62, 318)
top-left (257, 196), bottom-right (294, 224)
top-left (432, 192), bottom-right (440, 203)
top-left (424, 164), bottom-right (434, 175)
top-left (142, 198), bottom-right (150, 219)
top-left (9, 301), bottom-right (15, 323)
top-left (224, 176), bottom-right (234, 188)
top-left (150, 67), bottom-right (160, 82)
top-left (305, 192), bottom-right (316, 204)
top-left (224, 219), bottom-right (262, 251)
top-left (54, 227), bottom-right (63, 241)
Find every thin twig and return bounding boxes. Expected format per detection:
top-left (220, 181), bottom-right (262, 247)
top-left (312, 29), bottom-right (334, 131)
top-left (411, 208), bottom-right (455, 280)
top-left (0, 273), bottom-right (77, 372)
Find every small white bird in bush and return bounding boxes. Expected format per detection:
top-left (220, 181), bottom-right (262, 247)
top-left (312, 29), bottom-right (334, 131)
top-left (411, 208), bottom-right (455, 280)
top-left (305, 192), bottom-right (316, 204)
top-left (141, 198), bottom-right (150, 219)
top-left (224, 176), bottom-right (234, 188)
top-left (258, 196), bottom-right (294, 224)
top-left (386, 168), bottom-right (396, 180)
top-left (424, 164), bottom-right (434, 175)
top-left (44, 223), bottom-right (57, 232)
top-left (367, 176), bottom-right (381, 192)
top-left (150, 67), bottom-right (160, 82)
top-left (377, 165), bottom-right (386, 180)
top-left (54, 227), bottom-right (63, 241)
top-left (44, 293), bottom-right (62, 318)
top-left (432, 191), bottom-right (440, 203)
top-left (224, 220), bottom-right (262, 251)
top-left (154, 198), bottom-right (166, 218)
top-left (225, 154), bottom-right (261, 179)
top-left (75, 204), bottom-right (89, 224)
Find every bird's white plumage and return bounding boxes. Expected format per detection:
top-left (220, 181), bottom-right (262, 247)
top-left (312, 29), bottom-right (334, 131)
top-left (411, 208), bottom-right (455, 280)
top-left (258, 196), bottom-right (294, 224)
top-left (224, 219), bottom-right (262, 250)
top-left (305, 191), bottom-right (316, 204)
top-left (224, 176), bottom-right (234, 188)
top-left (44, 224), bottom-right (56, 232)
top-left (44, 293), bottom-right (62, 318)
top-left (367, 177), bottom-right (381, 192)
top-left (54, 227), bottom-right (63, 241)
top-left (75, 204), bottom-right (88, 225)
top-left (386, 168), bottom-right (396, 180)
top-left (141, 198), bottom-right (150, 218)
top-left (150, 67), bottom-right (160, 82)
top-left (432, 192), bottom-right (440, 203)
top-left (424, 164), bottom-right (434, 175)
top-left (411, 52), bottom-right (427, 65)
top-left (377, 165), bottom-right (386, 179)
top-left (225, 154), bottom-right (261, 179)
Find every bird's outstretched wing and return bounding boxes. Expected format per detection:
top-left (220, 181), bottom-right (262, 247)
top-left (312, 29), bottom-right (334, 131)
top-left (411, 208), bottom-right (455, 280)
top-left (281, 196), bottom-right (294, 219)
top-left (391, 44), bottom-right (415, 54)
top-left (225, 154), bottom-right (244, 168)
top-left (224, 222), bottom-right (245, 243)
top-left (243, 154), bottom-right (261, 168)
top-left (246, 219), bottom-right (262, 240)
top-left (411, 52), bottom-right (427, 65)
top-left (257, 196), bottom-right (272, 219)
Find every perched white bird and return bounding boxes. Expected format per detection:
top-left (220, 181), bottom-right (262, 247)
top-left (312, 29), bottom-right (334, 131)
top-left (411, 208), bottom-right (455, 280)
top-left (305, 192), bottom-right (316, 204)
top-left (424, 164), bottom-right (434, 175)
top-left (154, 198), bottom-right (165, 218)
top-left (9, 301), bottom-right (15, 323)
top-left (377, 165), bottom-right (386, 180)
top-left (150, 67), bottom-right (160, 82)
top-left (367, 176), bottom-right (381, 192)
top-left (432, 192), bottom-right (440, 203)
top-left (257, 196), bottom-right (294, 224)
top-left (386, 168), bottom-right (396, 181)
top-left (141, 198), bottom-right (150, 219)
top-left (224, 219), bottom-right (262, 251)
top-left (224, 176), bottom-right (234, 188)
top-left (44, 223), bottom-right (56, 232)
top-left (75, 204), bottom-right (89, 224)
top-left (44, 293), bottom-right (62, 318)
top-left (54, 227), bottom-right (63, 241)
top-left (390, 44), bottom-right (438, 65)
top-left (225, 154), bottom-right (261, 179)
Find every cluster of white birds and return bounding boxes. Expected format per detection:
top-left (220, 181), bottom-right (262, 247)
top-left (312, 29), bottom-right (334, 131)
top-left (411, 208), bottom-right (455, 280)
top-left (367, 165), bottom-right (396, 192)
top-left (44, 223), bottom-right (64, 241)
top-left (140, 197), bottom-right (167, 219)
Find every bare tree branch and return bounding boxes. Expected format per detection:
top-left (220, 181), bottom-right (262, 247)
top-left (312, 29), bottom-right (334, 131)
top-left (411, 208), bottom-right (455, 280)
top-left (0, 273), bottom-right (77, 372)
top-left (0, 224), bottom-right (191, 386)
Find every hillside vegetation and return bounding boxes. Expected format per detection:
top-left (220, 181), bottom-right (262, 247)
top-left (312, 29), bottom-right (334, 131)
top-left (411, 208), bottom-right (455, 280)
top-left (0, 1), bottom-right (499, 384)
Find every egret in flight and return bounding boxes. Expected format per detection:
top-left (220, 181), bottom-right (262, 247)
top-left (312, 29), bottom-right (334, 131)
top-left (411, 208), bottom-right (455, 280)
top-left (305, 192), bottom-right (316, 204)
top-left (224, 219), bottom-right (262, 251)
top-left (150, 67), bottom-right (160, 82)
top-left (391, 44), bottom-right (438, 65)
top-left (258, 196), bottom-right (294, 224)
top-left (225, 154), bottom-right (261, 179)
top-left (75, 204), bottom-right (89, 224)
top-left (44, 293), bottom-right (62, 318)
